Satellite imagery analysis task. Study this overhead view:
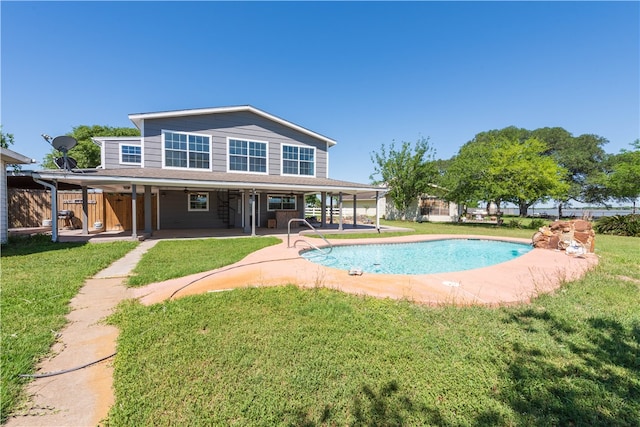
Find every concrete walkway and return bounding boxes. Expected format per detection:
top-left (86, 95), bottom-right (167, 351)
top-left (5, 240), bottom-right (159, 427)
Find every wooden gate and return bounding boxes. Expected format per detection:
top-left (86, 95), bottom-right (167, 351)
top-left (104, 193), bottom-right (157, 231)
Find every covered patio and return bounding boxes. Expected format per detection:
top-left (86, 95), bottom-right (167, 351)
top-left (26, 168), bottom-right (386, 242)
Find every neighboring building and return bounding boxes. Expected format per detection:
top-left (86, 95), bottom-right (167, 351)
top-left (338, 190), bottom-right (386, 219)
top-left (385, 194), bottom-right (459, 222)
top-left (1, 147), bottom-right (34, 243)
top-left (31, 106), bottom-right (383, 236)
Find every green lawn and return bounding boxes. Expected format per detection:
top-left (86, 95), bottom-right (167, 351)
top-left (127, 237), bottom-right (281, 287)
top-left (0, 236), bottom-right (138, 423)
top-left (105, 222), bottom-right (640, 426)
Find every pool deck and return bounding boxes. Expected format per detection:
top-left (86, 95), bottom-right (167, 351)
top-left (133, 234), bottom-right (599, 306)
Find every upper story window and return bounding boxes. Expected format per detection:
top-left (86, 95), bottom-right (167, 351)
top-left (120, 144), bottom-right (141, 164)
top-left (228, 138), bottom-right (267, 173)
top-left (282, 145), bottom-right (315, 176)
top-left (163, 131), bottom-right (211, 170)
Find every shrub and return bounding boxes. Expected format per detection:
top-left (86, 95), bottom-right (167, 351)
top-left (594, 214), bottom-right (640, 237)
top-left (507, 219), bottom-right (523, 229)
top-left (528, 219), bottom-right (546, 230)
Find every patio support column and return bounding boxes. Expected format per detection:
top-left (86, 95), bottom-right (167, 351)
top-left (144, 185), bottom-right (152, 235)
top-left (329, 193), bottom-right (334, 225)
top-left (320, 191), bottom-right (327, 227)
top-left (81, 186), bottom-right (89, 235)
top-left (338, 192), bottom-right (343, 231)
top-left (131, 184), bottom-right (137, 240)
top-left (353, 195), bottom-right (357, 228)
top-left (242, 189), bottom-right (251, 234)
top-left (251, 189), bottom-right (256, 237)
top-left (375, 191), bottom-right (380, 231)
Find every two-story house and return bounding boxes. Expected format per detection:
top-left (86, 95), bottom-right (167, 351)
top-left (31, 105), bottom-right (382, 237)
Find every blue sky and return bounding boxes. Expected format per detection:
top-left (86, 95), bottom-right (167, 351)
top-left (2, 1), bottom-right (638, 184)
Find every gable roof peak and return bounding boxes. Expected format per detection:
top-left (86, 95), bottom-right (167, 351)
top-left (128, 105), bottom-right (337, 146)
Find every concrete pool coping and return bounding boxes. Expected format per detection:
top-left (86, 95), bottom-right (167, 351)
top-left (134, 234), bottom-right (599, 306)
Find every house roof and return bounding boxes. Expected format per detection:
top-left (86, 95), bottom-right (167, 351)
top-left (128, 105), bottom-right (337, 147)
top-left (31, 168), bottom-right (382, 196)
top-left (1, 147), bottom-right (34, 165)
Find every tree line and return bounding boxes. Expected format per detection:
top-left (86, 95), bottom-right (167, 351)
top-left (370, 127), bottom-right (639, 218)
top-left (2, 124), bottom-right (638, 219)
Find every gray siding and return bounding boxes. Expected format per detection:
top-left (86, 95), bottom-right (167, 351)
top-left (102, 137), bottom-right (143, 169)
top-left (141, 111), bottom-right (329, 178)
top-left (159, 190), bottom-right (233, 229)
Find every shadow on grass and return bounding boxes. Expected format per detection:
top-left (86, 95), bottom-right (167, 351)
top-left (1, 234), bottom-right (87, 257)
top-left (500, 308), bottom-right (640, 426)
top-left (287, 380), bottom-right (431, 426)
top-left (287, 379), bottom-right (518, 426)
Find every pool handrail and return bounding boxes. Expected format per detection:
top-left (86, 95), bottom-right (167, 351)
top-left (287, 218), bottom-right (333, 254)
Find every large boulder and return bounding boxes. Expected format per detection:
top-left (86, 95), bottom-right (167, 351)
top-left (532, 220), bottom-right (595, 253)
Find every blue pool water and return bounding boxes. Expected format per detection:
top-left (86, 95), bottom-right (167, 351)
top-left (301, 239), bottom-right (532, 275)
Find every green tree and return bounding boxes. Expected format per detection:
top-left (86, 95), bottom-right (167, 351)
top-left (443, 130), bottom-right (568, 217)
top-left (1, 126), bottom-right (23, 171)
top-left (1, 126), bottom-right (15, 148)
top-left (489, 137), bottom-right (569, 216)
top-left (604, 140), bottom-right (640, 212)
top-left (441, 128), bottom-right (532, 213)
top-left (532, 128), bottom-right (608, 216)
top-left (305, 194), bottom-right (321, 208)
top-left (42, 125), bottom-right (140, 169)
top-left (440, 137), bottom-right (493, 212)
top-left (370, 137), bottom-right (437, 220)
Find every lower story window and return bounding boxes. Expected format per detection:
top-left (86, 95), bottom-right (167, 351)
top-left (268, 194), bottom-right (296, 211)
top-left (188, 192), bottom-right (209, 211)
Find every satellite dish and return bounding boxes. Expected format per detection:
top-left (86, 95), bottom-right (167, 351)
top-left (54, 156), bottom-right (78, 170)
top-left (51, 136), bottom-right (77, 152)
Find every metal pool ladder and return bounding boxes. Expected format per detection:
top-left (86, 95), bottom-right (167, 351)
top-left (287, 218), bottom-right (333, 255)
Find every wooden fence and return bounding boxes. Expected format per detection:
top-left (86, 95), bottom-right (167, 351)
top-left (8, 189), bottom-right (156, 231)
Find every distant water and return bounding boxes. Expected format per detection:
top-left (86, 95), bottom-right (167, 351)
top-left (499, 208), bottom-right (637, 219)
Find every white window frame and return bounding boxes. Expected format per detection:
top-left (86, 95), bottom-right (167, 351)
top-left (267, 194), bottom-right (297, 211)
top-left (187, 192), bottom-right (210, 212)
top-left (162, 130), bottom-right (212, 171)
top-left (281, 144), bottom-right (316, 177)
top-left (226, 137), bottom-right (269, 174)
top-left (119, 143), bottom-right (142, 165)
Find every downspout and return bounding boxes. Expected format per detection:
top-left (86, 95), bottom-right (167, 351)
top-left (33, 178), bottom-right (58, 242)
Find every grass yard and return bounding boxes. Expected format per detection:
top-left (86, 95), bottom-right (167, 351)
top-left (0, 236), bottom-right (138, 423)
top-left (106, 222), bottom-right (640, 426)
top-left (126, 236), bottom-right (281, 287)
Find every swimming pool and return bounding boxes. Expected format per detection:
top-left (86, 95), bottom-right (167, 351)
top-left (301, 238), bottom-right (532, 275)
